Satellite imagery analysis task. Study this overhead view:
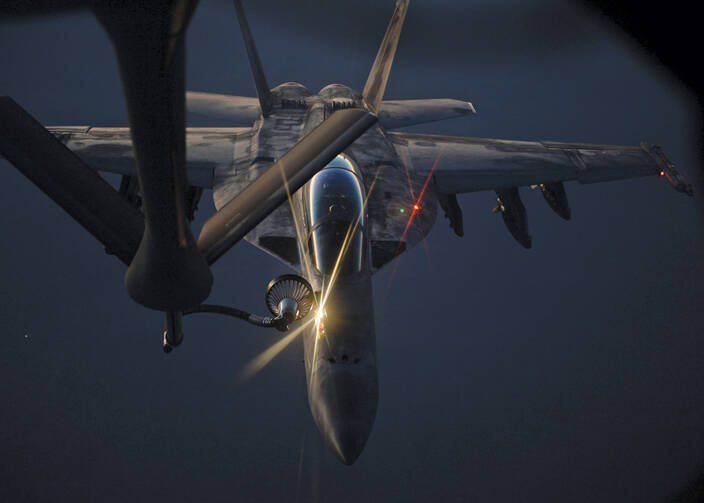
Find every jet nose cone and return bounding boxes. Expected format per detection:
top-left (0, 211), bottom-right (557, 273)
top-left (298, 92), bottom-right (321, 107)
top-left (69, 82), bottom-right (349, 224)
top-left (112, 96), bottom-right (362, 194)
top-left (328, 422), bottom-right (366, 465)
top-left (310, 366), bottom-right (378, 465)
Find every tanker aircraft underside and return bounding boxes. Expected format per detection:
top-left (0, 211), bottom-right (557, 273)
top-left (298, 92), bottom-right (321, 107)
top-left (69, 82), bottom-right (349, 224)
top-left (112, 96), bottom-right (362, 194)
top-left (0, 0), bottom-right (692, 465)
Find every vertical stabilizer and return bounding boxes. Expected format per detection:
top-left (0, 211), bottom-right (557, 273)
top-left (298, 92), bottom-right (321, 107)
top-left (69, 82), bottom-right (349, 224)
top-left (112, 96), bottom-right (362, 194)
top-left (233, 0), bottom-right (274, 116)
top-left (362, 0), bottom-right (410, 114)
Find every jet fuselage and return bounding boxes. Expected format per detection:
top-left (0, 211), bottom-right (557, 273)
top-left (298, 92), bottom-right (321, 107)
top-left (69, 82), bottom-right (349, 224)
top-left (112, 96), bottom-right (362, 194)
top-left (210, 80), bottom-right (438, 464)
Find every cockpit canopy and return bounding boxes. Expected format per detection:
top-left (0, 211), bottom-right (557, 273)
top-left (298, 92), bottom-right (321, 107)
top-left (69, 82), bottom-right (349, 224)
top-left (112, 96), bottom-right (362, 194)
top-left (309, 155), bottom-right (365, 276)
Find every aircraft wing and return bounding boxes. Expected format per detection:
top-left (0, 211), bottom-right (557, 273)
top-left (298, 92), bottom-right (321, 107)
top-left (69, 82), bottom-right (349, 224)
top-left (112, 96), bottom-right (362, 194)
top-left (44, 126), bottom-right (252, 189)
top-left (387, 132), bottom-right (691, 249)
top-left (388, 132), bottom-right (691, 195)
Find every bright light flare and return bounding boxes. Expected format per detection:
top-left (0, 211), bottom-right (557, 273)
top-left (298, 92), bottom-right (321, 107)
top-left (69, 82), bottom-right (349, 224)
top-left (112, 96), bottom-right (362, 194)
top-left (240, 164), bottom-right (384, 388)
top-left (399, 147), bottom-right (416, 199)
top-left (308, 166), bottom-right (384, 392)
top-left (384, 151), bottom-right (443, 304)
top-left (279, 163), bottom-right (316, 283)
top-left (659, 169), bottom-right (674, 184)
top-left (317, 165), bottom-right (384, 313)
top-left (238, 318), bottom-right (314, 383)
top-left (397, 151), bottom-right (441, 250)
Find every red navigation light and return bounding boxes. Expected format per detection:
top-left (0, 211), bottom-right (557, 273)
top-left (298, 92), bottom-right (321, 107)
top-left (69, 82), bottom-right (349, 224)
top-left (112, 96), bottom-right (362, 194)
top-left (660, 170), bottom-right (665, 177)
top-left (413, 204), bottom-right (420, 211)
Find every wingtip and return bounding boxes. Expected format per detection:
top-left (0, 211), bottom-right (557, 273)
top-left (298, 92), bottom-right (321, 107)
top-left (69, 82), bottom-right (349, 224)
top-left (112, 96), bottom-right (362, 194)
top-left (467, 102), bottom-right (477, 114)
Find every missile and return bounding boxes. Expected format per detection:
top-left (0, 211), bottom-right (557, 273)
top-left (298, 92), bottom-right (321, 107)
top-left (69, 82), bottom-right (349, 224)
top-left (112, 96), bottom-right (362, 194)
top-left (493, 187), bottom-right (531, 249)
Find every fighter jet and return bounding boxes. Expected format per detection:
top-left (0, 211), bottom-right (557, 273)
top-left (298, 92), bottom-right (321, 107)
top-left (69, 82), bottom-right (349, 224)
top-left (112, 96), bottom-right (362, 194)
top-left (0, 0), bottom-right (692, 465)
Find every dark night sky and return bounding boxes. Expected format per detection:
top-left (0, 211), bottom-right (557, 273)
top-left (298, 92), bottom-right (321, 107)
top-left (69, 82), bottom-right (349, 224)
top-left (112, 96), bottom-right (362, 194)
top-left (1, 1), bottom-right (703, 501)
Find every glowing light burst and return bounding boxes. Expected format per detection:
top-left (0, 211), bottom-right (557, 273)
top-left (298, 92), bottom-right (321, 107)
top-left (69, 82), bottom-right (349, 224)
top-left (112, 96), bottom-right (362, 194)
top-left (400, 148), bottom-right (416, 199)
top-left (238, 317), bottom-right (315, 383)
top-left (279, 163), bottom-right (315, 283)
top-left (240, 164), bottom-right (384, 386)
top-left (308, 165), bottom-right (384, 392)
top-left (383, 151), bottom-right (443, 304)
top-left (317, 165), bottom-right (383, 314)
top-left (400, 147), bottom-right (434, 268)
top-left (309, 320), bottom-right (322, 395)
top-left (414, 208), bottom-right (434, 271)
top-left (400, 151), bottom-right (441, 245)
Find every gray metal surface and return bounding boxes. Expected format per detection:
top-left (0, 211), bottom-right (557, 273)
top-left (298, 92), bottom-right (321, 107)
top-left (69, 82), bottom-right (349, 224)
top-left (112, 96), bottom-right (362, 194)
top-left (206, 82), bottom-right (440, 272)
top-left (301, 271), bottom-right (378, 465)
top-left (361, 0), bottom-right (409, 113)
top-left (43, 126), bottom-right (250, 189)
top-left (186, 92), bottom-right (475, 130)
top-left (389, 132), bottom-right (675, 193)
top-left (378, 98), bottom-right (475, 129)
top-left (197, 107), bottom-right (377, 264)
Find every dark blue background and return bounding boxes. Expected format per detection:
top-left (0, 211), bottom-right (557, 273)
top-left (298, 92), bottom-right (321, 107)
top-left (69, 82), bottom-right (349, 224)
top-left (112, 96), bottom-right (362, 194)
top-left (1, 1), bottom-right (703, 501)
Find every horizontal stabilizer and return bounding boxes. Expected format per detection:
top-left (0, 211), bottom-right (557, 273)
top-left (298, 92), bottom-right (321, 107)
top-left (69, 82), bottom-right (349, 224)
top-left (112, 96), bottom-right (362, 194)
top-left (379, 99), bottom-right (475, 129)
top-left (186, 91), bottom-right (260, 124)
top-left (0, 97), bottom-right (144, 265)
top-left (186, 94), bottom-right (476, 130)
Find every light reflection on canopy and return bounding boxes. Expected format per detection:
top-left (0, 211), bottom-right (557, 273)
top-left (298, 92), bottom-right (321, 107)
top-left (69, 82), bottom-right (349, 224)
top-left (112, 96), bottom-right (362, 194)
top-left (308, 155), bottom-right (365, 276)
